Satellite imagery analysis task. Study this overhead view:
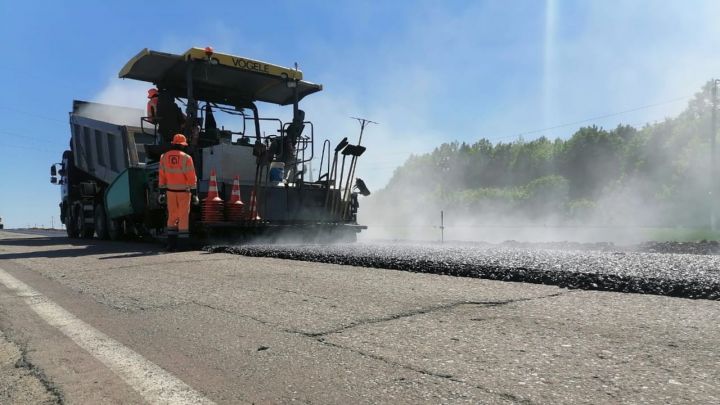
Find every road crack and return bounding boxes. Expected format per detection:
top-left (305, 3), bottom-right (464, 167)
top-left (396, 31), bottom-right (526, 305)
top-left (112, 291), bottom-right (557, 403)
top-left (282, 293), bottom-right (564, 403)
top-left (13, 344), bottom-right (65, 404)
top-left (316, 338), bottom-right (534, 404)
top-left (272, 287), bottom-right (329, 301)
top-left (189, 301), bottom-right (281, 329)
top-left (103, 257), bottom-right (236, 271)
top-left (301, 292), bottom-right (565, 337)
top-left (0, 327), bottom-right (64, 405)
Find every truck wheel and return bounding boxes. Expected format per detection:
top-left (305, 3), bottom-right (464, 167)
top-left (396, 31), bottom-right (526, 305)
top-left (74, 206), bottom-right (83, 237)
top-left (94, 204), bottom-right (109, 240)
top-left (108, 218), bottom-right (124, 241)
top-left (65, 210), bottom-right (79, 238)
top-left (75, 204), bottom-right (94, 239)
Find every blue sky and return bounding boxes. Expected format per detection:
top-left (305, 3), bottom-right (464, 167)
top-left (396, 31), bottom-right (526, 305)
top-left (1, 0), bottom-right (719, 228)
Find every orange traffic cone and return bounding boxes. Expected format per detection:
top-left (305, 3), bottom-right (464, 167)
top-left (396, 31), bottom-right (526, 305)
top-left (201, 169), bottom-right (225, 222)
top-left (247, 189), bottom-right (261, 221)
top-left (225, 175), bottom-right (245, 222)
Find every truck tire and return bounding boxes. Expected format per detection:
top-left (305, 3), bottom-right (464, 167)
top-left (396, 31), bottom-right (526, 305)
top-left (94, 204), bottom-right (109, 240)
top-left (75, 204), bottom-right (94, 239)
top-left (108, 218), bottom-right (124, 241)
top-left (66, 205), bottom-right (80, 238)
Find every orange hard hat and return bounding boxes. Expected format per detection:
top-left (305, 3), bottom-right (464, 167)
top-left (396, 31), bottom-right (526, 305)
top-left (171, 134), bottom-right (188, 146)
top-left (147, 88), bottom-right (158, 98)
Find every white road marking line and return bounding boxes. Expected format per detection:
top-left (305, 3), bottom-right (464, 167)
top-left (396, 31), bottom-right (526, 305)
top-left (0, 267), bottom-right (215, 405)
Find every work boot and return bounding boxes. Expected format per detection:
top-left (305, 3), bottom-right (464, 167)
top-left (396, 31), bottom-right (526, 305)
top-left (176, 232), bottom-right (191, 251)
top-left (166, 234), bottom-right (178, 252)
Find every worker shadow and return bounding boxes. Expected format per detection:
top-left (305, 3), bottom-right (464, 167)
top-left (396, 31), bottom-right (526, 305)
top-left (98, 251), bottom-right (164, 260)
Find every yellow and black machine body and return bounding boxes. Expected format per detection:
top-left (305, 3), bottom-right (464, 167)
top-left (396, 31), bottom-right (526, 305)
top-left (50, 47), bottom-right (367, 242)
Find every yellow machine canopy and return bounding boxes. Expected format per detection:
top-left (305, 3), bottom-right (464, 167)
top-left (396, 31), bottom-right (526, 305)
top-left (119, 48), bottom-right (323, 106)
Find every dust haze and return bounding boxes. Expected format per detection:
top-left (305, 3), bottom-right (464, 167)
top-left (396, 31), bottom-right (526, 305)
top-left (358, 82), bottom-right (720, 244)
top-left (75, 102), bottom-right (144, 127)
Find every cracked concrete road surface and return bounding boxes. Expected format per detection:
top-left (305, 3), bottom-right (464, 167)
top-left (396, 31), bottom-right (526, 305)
top-left (0, 231), bottom-right (718, 404)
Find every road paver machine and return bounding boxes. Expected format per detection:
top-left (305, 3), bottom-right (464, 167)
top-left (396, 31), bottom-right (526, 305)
top-left (50, 47), bottom-right (369, 242)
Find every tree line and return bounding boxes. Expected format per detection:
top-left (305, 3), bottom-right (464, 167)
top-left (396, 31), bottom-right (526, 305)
top-left (367, 81), bottom-right (718, 227)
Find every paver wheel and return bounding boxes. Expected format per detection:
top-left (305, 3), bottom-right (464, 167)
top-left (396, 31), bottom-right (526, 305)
top-left (94, 204), bottom-right (109, 240)
top-left (108, 217), bottom-right (124, 241)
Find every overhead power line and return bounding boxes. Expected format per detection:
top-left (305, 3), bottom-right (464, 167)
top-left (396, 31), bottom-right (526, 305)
top-left (360, 95), bottom-right (696, 173)
top-left (493, 95), bottom-right (692, 141)
top-left (0, 130), bottom-right (59, 143)
top-left (0, 143), bottom-right (55, 153)
top-left (0, 105), bottom-right (66, 123)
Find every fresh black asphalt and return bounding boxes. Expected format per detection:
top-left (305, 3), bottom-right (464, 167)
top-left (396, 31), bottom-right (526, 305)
top-left (208, 241), bottom-right (720, 300)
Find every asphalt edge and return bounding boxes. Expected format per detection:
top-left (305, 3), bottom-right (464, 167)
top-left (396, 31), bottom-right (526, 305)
top-left (206, 246), bottom-right (720, 300)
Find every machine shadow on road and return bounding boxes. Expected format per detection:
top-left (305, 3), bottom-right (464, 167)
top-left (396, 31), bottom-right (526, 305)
top-left (0, 237), bottom-right (86, 247)
top-left (0, 237), bottom-right (163, 261)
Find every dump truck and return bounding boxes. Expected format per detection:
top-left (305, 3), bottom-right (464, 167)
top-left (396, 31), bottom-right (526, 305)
top-left (50, 47), bottom-right (368, 243)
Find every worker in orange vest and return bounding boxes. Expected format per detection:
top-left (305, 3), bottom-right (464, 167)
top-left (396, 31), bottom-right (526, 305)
top-left (158, 134), bottom-right (198, 251)
top-left (147, 88), bottom-right (159, 123)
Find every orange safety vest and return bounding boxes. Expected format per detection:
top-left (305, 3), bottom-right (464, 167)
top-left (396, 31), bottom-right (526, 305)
top-left (147, 96), bottom-right (158, 123)
top-left (159, 150), bottom-right (197, 191)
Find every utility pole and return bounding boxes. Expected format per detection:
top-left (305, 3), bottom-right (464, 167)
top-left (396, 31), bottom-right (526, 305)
top-left (440, 210), bottom-right (445, 243)
top-left (712, 79), bottom-right (719, 231)
top-left (350, 117), bottom-right (378, 145)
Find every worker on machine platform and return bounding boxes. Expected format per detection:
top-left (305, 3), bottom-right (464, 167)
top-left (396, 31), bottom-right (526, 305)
top-left (146, 88), bottom-right (159, 123)
top-left (158, 134), bottom-right (198, 251)
top-left (147, 88), bottom-right (187, 143)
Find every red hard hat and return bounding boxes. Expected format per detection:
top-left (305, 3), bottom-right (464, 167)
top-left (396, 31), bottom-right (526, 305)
top-left (147, 88), bottom-right (158, 98)
top-left (172, 134), bottom-right (188, 146)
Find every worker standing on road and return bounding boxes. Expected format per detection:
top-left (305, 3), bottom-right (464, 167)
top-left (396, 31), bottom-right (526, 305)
top-left (159, 134), bottom-right (198, 251)
top-left (147, 88), bottom-right (159, 123)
